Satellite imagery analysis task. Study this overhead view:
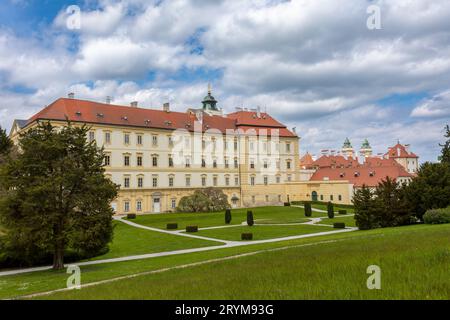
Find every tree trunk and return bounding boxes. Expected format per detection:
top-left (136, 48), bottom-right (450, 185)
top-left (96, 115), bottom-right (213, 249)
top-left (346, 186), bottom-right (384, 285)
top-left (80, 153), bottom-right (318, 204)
top-left (53, 242), bottom-right (65, 270)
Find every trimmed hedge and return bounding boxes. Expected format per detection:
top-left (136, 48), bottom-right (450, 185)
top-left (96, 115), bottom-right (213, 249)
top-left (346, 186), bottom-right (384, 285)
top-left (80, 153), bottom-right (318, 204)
top-left (166, 223), bottom-right (178, 230)
top-left (291, 200), bottom-right (355, 209)
top-left (423, 207), bottom-right (450, 224)
top-left (241, 233), bottom-right (253, 240)
top-left (284, 202), bottom-right (291, 206)
top-left (127, 213), bottom-right (136, 219)
top-left (338, 210), bottom-right (347, 215)
top-left (247, 211), bottom-right (254, 226)
top-left (186, 226), bottom-right (198, 233)
top-left (225, 209), bottom-right (232, 224)
top-left (333, 222), bottom-right (346, 229)
top-left (304, 202), bottom-right (312, 217)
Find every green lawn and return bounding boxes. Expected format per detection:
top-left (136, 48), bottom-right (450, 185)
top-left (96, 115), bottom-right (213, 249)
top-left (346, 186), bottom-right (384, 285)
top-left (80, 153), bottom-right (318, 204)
top-left (318, 215), bottom-right (357, 228)
top-left (191, 224), bottom-right (334, 241)
top-left (40, 224), bottom-right (450, 300)
top-left (0, 224), bottom-right (448, 299)
top-left (131, 206), bottom-right (320, 230)
top-left (87, 221), bottom-right (222, 261)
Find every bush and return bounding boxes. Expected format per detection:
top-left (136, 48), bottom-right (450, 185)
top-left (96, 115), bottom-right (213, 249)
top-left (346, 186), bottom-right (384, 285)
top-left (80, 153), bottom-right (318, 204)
top-left (177, 188), bottom-right (230, 213)
top-left (225, 209), bottom-right (232, 224)
top-left (247, 211), bottom-right (254, 226)
top-left (186, 226), bottom-right (198, 233)
top-left (338, 210), bottom-right (347, 215)
top-left (166, 223), bottom-right (178, 230)
top-left (241, 233), bottom-right (253, 240)
top-left (334, 222), bottom-right (346, 229)
top-left (284, 202), bottom-right (291, 206)
top-left (304, 202), bottom-right (312, 217)
top-left (327, 202), bottom-right (334, 218)
top-left (127, 213), bottom-right (136, 219)
top-left (423, 207), bottom-right (450, 224)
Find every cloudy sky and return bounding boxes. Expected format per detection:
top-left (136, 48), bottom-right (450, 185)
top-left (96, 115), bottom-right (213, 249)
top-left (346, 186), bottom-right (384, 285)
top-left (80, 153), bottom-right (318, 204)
top-left (0, 0), bottom-right (449, 161)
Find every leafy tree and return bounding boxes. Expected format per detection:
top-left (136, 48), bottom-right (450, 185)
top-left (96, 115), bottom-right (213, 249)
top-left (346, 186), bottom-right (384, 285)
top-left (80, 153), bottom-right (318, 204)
top-left (177, 191), bottom-right (211, 212)
top-left (439, 124), bottom-right (450, 163)
top-left (177, 188), bottom-right (230, 213)
top-left (0, 126), bottom-right (12, 156)
top-left (0, 122), bottom-right (118, 270)
top-left (201, 187), bottom-right (230, 211)
top-left (327, 201), bottom-right (334, 218)
top-left (353, 185), bottom-right (379, 230)
top-left (375, 177), bottom-right (413, 227)
top-left (247, 210), bottom-right (254, 226)
top-left (225, 209), bottom-right (232, 224)
top-left (404, 162), bottom-right (450, 220)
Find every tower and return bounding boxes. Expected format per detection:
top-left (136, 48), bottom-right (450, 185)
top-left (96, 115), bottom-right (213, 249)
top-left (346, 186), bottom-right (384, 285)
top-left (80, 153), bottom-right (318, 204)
top-left (360, 139), bottom-right (373, 158)
top-left (202, 84), bottom-right (219, 111)
top-left (341, 137), bottom-right (354, 158)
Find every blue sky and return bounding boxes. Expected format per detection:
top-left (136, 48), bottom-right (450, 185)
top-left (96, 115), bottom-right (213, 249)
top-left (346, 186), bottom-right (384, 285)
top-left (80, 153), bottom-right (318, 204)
top-left (0, 0), bottom-right (449, 161)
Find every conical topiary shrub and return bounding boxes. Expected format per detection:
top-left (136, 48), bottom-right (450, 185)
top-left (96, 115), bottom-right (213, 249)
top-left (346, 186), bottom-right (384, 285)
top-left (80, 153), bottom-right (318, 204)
top-left (304, 202), bottom-right (312, 217)
top-left (327, 201), bottom-right (334, 218)
top-left (225, 209), bottom-right (232, 224)
top-left (247, 210), bottom-right (254, 226)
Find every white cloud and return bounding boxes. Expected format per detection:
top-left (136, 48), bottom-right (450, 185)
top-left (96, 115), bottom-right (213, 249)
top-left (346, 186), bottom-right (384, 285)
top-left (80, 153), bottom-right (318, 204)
top-left (411, 90), bottom-right (450, 118)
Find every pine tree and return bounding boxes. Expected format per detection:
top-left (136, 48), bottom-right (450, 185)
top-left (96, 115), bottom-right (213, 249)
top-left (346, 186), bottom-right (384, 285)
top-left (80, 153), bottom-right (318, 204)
top-left (0, 122), bottom-right (118, 269)
top-left (247, 211), bottom-right (254, 226)
top-left (439, 124), bottom-right (450, 163)
top-left (304, 202), bottom-right (312, 217)
top-left (225, 209), bottom-right (232, 224)
top-left (353, 185), bottom-right (379, 230)
top-left (375, 177), bottom-right (412, 227)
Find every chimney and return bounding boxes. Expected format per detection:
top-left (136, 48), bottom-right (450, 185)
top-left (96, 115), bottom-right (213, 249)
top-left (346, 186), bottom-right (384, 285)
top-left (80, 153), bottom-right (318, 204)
top-left (163, 102), bottom-right (170, 112)
top-left (130, 101), bottom-right (138, 108)
top-left (256, 106), bottom-right (261, 118)
top-left (68, 92), bottom-right (75, 99)
top-left (106, 96), bottom-right (112, 104)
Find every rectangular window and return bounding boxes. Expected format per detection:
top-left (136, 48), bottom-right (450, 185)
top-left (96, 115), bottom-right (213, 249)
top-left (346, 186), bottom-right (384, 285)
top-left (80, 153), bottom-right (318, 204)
top-left (234, 158), bottom-right (238, 169)
top-left (185, 176), bottom-right (191, 187)
top-left (136, 201), bottom-right (142, 212)
top-left (168, 156), bottom-right (174, 167)
top-left (264, 161), bottom-right (268, 169)
top-left (202, 176), bottom-right (206, 187)
top-left (213, 159), bottom-right (217, 168)
top-left (104, 132), bottom-right (111, 144)
top-left (276, 176), bottom-right (281, 183)
top-left (286, 143), bottom-right (291, 152)
top-left (185, 158), bottom-right (191, 168)
top-left (330, 195), bottom-right (334, 201)
top-left (224, 158), bottom-right (229, 168)
top-left (124, 201), bottom-right (130, 212)
top-left (124, 155), bottom-right (130, 167)
top-left (152, 156), bottom-right (158, 167)
top-left (201, 158), bottom-right (206, 168)
top-left (137, 156), bottom-right (143, 167)
top-left (234, 140), bottom-right (238, 151)
top-left (124, 177), bottom-right (130, 188)
top-left (286, 161), bottom-right (291, 170)
top-left (264, 176), bottom-right (268, 185)
top-left (250, 176), bottom-right (255, 185)
top-left (287, 174), bottom-right (292, 182)
top-left (225, 176), bottom-right (230, 186)
top-left (250, 160), bottom-right (255, 169)
top-left (138, 177), bottom-right (143, 188)
top-left (152, 135), bottom-right (158, 146)
top-left (137, 135), bottom-right (143, 146)
top-left (89, 131), bottom-right (95, 143)
top-left (152, 177), bottom-right (158, 188)
top-left (213, 176), bottom-right (218, 186)
top-left (235, 176), bottom-right (239, 186)
top-left (104, 155), bottom-right (111, 166)
top-left (124, 133), bottom-right (130, 145)
top-left (169, 176), bottom-right (174, 187)
top-left (171, 199), bottom-right (176, 209)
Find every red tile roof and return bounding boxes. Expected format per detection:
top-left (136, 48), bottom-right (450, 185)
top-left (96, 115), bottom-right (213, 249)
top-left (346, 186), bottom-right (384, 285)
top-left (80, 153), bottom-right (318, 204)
top-left (310, 155), bottom-right (359, 169)
top-left (300, 152), bottom-right (314, 169)
top-left (25, 98), bottom-right (296, 137)
top-left (384, 143), bottom-right (418, 159)
top-left (310, 165), bottom-right (413, 187)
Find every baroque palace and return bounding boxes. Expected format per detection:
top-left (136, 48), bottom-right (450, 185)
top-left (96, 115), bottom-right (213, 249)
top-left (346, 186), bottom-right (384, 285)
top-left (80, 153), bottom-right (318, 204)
top-left (11, 89), bottom-right (404, 214)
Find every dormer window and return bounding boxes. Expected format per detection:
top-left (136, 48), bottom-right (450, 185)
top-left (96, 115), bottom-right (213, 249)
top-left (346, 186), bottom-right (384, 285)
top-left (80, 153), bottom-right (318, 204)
top-left (369, 171), bottom-right (375, 177)
top-left (75, 111), bottom-right (82, 116)
top-left (97, 113), bottom-right (104, 118)
top-left (122, 116), bottom-right (128, 121)
top-left (354, 171), bottom-right (360, 177)
top-left (340, 173), bottom-right (345, 178)
top-left (144, 119), bottom-right (151, 125)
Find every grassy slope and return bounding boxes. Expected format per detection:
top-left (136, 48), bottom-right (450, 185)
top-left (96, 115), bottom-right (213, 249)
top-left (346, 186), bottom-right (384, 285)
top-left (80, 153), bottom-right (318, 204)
top-left (131, 206), bottom-right (325, 230)
top-left (193, 224), bottom-right (333, 241)
top-left (88, 222), bottom-right (221, 261)
top-left (42, 224), bottom-right (450, 300)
